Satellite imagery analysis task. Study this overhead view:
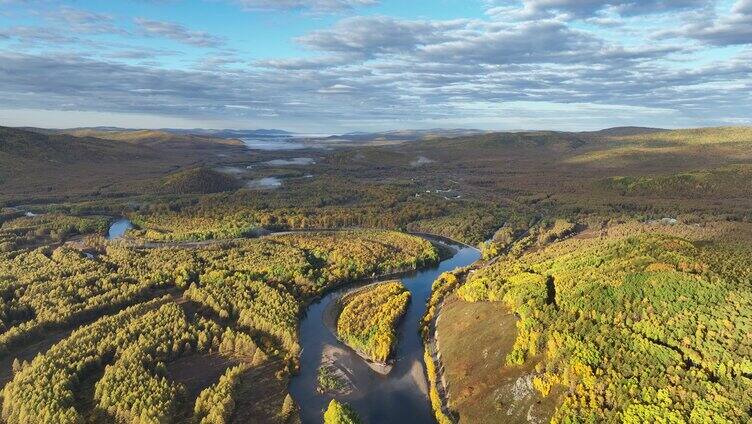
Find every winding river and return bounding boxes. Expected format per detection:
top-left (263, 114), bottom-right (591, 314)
top-left (103, 217), bottom-right (479, 422)
top-left (289, 242), bottom-right (481, 423)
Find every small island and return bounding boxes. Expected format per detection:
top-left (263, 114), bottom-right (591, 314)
top-left (336, 281), bottom-right (411, 365)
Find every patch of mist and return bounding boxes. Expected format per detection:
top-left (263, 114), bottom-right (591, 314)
top-left (410, 156), bottom-right (435, 167)
top-left (214, 166), bottom-right (246, 175)
top-left (247, 177), bottom-right (282, 189)
top-left (263, 157), bottom-right (316, 166)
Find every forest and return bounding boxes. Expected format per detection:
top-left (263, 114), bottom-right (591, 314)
top-left (452, 222), bottom-right (752, 423)
top-left (335, 282), bottom-right (411, 363)
top-left (0, 212), bottom-right (437, 423)
top-left (122, 178), bottom-right (507, 245)
top-left (1, 125), bottom-right (752, 423)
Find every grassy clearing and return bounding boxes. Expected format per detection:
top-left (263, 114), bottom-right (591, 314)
top-left (437, 296), bottom-right (560, 423)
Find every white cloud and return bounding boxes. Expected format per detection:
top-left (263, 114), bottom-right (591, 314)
top-left (135, 18), bottom-right (225, 47)
top-left (0, 0), bottom-right (749, 130)
top-left (486, 0), bottom-right (707, 20)
top-left (228, 0), bottom-right (377, 12)
top-left (671, 0), bottom-right (752, 46)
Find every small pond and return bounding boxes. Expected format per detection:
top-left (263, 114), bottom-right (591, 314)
top-left (107, 218), bottom-right (133, 240)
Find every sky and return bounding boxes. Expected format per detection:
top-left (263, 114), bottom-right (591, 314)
top-left (0, 0), bottom-right (750, 132)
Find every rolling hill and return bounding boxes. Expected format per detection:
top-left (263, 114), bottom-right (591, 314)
top-left (157, 167), bottom-right (241, 195)
top-left (0, 126), bottom-right (153, 167)
top-left (55, 128), bottom-right (245, 149)
top-left (0, 126), bottom-right (246, 204)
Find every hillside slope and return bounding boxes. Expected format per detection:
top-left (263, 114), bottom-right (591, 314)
top-left (58, 128), bottom-right (244, 149)
top-left (0, 126), bottom-right (152, 168)
top-left (157, 167), bottom-right (241, 194)
top-left (0, 126), bottom-right (244, 203)
top-left (443, 221), bottom-right (752, 423)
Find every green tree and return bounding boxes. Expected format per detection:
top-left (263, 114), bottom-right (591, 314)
top-left (323, 400), bottom-right (361, 424)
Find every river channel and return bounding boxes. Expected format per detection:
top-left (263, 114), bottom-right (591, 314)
top-left (289, 242), bottom-right (480, 423)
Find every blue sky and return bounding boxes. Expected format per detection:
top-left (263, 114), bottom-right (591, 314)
top-left (0, 0), bottom-right (750, 132)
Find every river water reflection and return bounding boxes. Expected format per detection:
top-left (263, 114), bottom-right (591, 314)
top-left (289, 243), bottom-right (480, 423)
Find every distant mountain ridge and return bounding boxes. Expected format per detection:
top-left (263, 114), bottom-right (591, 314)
top-left (581, 126), bottom-right (666, 137)
top-left (61, 129), bottom-right (245, 148)
top-left (21, 126), bottom-right (483, 143)
top-left (14, 126), bottom-right (667, 144)
top-left (20, 126), bottom-right (292, 140)
top-left (164, 128), bottom-right (293, 139)
top-left (326, 128), bottom-right (487, 142)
